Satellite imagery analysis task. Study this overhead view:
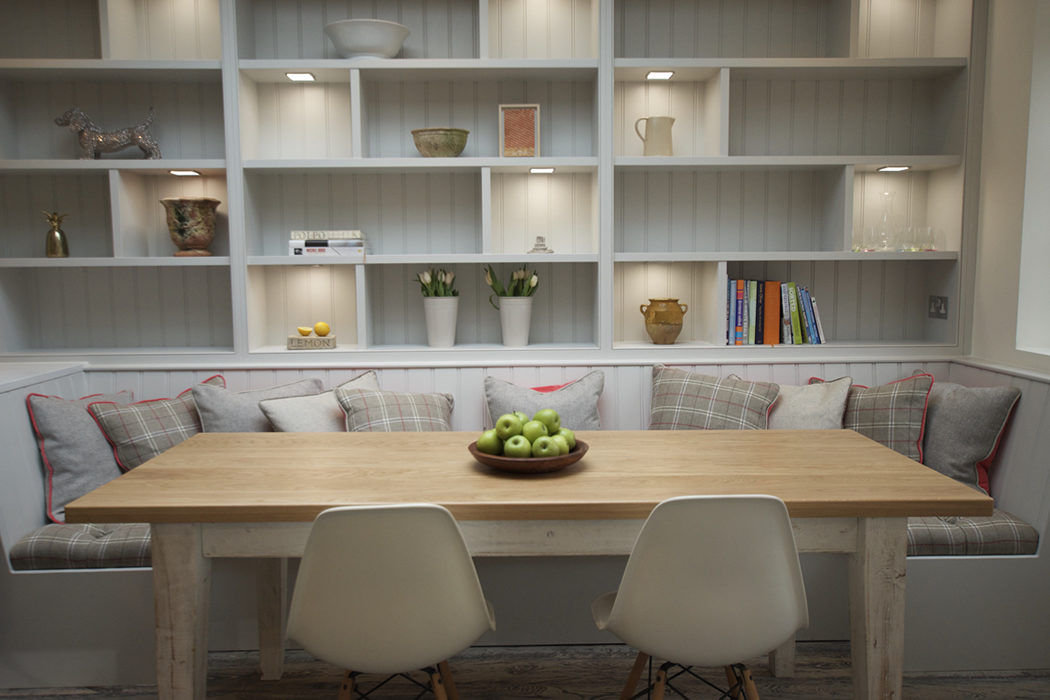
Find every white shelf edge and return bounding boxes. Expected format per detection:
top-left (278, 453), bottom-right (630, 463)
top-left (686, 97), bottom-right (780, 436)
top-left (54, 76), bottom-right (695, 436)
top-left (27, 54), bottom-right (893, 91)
top-left (0, 159), bottom-right (226, 174)
top-left (614, 57), bottom-right (967, 82)
top-left (615, 251), bottom-right (958, 263)
top-left (239, 58), bottom-right (598, 83)
top-left (0, 346), bottom-right (235, 357)
top-left (614, 156), bottom-right (962, 171)
top-left (247, 256), bottom-right (362, 266)
top-left (243, 157), bottom-right (598, 173)
top-left (0, 257), bottom-right (231, 268)
top-left (365, 254), bottom-right (599, 265)
top-left (0, 59), bottom-right (222, 82)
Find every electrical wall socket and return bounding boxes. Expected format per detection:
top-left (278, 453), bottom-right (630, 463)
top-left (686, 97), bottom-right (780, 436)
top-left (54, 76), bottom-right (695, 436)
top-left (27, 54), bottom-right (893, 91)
top-left (929, 296), bottom-right (948, 319)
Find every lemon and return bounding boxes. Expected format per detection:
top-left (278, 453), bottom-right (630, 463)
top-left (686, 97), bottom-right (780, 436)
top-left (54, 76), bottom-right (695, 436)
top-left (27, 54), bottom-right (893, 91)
top-left (296, 327), bottom-right (312, 336)
top-left (314, 322), bottom-right (331, 337)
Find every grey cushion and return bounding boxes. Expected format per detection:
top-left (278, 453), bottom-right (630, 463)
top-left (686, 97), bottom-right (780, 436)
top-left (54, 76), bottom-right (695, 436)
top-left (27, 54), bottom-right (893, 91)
top-left (259, 372), bottom-right (381, 432)
top-left (335, 388), bottom-right (454, 432)
top-left (650, 365), bottom-right (779, 430)
top-left (9, 523), bottom-right (152, 570)
top-left (907, 509), bottom-right (1038, 556)
top-left (484, 370), bottom-right (605, 431)
top-left (193, 378), bottom-right (324, 432)
top-left (731, 375), bottom-right (851, 430)
top-left (922, 382), bottom-right (1021, 495)
top-left (27, 390), bottom-right (134, 523)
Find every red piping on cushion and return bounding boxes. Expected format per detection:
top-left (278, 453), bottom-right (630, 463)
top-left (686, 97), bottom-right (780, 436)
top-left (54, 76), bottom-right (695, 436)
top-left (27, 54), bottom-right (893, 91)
top-left (974, 393), bottom-right (1022, 496)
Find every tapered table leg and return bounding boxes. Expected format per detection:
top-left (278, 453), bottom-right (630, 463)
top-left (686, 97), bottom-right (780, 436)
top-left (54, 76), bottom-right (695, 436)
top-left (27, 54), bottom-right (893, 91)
top-left (152, 523), bottom-right (212, 700)
top-left (847, 517), bottom-right (907, 700)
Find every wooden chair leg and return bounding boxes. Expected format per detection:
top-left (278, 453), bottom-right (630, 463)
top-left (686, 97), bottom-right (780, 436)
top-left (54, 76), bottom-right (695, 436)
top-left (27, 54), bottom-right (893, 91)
top-left (651, 666), bottom-right (668, 700)
top-left (619, 651), bottom-right (650, 700)
top-left (428, 667), bottom-right (449, 700)
top-left (741, 667), bottom-right (760, 700)
top-left (438, 660), bottom-right (459, 700)
top-left (337, 670), bottom-right (356, 700)
top-left (724, 665), bottom-right (742, 699)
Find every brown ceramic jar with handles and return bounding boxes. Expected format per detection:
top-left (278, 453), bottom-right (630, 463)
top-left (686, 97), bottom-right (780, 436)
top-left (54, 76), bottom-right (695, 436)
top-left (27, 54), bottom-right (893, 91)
top-left (640, 298), bottom-right (688, 344)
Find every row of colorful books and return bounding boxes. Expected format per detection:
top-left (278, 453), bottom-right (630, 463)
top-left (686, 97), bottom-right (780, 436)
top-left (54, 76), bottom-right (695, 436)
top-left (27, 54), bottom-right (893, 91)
top-left (727, 280), bottom-right (827, 345)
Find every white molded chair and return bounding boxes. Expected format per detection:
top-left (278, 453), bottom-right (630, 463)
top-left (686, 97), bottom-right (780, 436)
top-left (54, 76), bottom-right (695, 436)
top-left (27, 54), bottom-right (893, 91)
top-left (287, 504), bottom-right (496, 700)
top-left (592, 495), bottom-right (809, 700)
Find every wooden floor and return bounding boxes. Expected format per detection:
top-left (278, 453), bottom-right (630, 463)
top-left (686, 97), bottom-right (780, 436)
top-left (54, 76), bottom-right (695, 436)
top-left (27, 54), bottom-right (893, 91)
top-left (2, 643), bottom-right (1049, 699)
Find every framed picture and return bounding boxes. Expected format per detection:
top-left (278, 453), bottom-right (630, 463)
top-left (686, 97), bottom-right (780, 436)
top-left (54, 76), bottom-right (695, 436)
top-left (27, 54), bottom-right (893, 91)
top-left (499, 104), bottom-right (540, 157)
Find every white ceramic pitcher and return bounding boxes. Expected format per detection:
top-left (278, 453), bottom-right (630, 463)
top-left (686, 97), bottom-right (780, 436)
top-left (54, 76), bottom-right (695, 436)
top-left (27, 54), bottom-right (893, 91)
top-left (634, 116), bottom-right (675, 156)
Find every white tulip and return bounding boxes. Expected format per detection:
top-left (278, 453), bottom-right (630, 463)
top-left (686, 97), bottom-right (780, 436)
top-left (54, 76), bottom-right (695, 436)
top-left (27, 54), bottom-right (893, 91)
top-left (445, 271), bottom-right (455, 284)
top-left (529, 274), bottom-right (538, 288)
top-left (421, 270), bottom-right (432, 285)
top-left (485, 270), bottom-right (493, 286)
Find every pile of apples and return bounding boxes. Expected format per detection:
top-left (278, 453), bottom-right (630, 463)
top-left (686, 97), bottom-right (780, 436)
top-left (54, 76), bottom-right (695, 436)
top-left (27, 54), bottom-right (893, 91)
top-left (477, 409), bottom-right (577, 458)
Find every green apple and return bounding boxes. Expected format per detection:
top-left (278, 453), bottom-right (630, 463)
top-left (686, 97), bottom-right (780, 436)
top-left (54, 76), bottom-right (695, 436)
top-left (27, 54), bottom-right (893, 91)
top-left (476, 429), bottom-right (503, 456)
top-left (521, 420), bottom-right (549, 443)
top-left (550, 434), bottom-right (570, 455)
top-left (532, 408), bottom-right (561, 434)
top-left (531, 436), bottom-right (560, 458)
top-left (495, 413), bottom-right (523, 440)
top-left (503, 434), bottom-right (532, 458)
top-left (555, 428), bottom-right (576, 450)
top-left (513, 411), bottom-right (529, 425)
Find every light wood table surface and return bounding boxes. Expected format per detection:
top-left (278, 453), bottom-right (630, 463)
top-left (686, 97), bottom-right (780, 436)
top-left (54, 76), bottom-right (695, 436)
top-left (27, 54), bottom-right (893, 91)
top-left (66, 429), bottom-right (991, 700)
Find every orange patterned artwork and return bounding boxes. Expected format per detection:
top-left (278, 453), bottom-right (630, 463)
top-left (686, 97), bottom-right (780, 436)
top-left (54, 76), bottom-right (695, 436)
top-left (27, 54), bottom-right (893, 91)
top-left (500, 104), bottom-right (539, 157)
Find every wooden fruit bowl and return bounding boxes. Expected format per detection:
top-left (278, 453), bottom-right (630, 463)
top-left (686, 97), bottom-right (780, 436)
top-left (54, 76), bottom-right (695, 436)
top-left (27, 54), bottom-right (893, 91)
top-left (468, 440), bottom-right (589, 474)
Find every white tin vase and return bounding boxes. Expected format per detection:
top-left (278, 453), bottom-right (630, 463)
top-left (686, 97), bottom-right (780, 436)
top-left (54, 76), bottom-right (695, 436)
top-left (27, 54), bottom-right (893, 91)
top-left (498, 296), bottom-right (533, 347)
top-left (423, 296), bottom-right (459, 348)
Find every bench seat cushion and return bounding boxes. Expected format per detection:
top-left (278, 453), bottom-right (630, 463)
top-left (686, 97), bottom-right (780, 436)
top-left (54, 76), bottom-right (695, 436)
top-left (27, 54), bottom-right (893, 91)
top-left (907, 509), bottom-right (1039, 556)
top-left (9, 523), bottom-right (151, 570)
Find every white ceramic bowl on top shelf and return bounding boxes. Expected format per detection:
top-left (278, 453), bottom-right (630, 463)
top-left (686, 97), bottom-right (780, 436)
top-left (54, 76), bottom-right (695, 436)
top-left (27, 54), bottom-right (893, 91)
top-left (324, 19), bottom-right (410, 58)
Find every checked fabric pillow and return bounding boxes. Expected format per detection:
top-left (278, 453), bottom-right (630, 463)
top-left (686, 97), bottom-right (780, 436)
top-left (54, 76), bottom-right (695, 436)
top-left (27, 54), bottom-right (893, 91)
top-left (260, 371), bottom-right (382, 432)
top-left (649, 365), bottom-right (779, 430)
top-left (88, 375), bottom-right (224, 470)
top-left (335, 387), bottom-right (454, 432)
top-left (484, 370), bottom-right (605, 430)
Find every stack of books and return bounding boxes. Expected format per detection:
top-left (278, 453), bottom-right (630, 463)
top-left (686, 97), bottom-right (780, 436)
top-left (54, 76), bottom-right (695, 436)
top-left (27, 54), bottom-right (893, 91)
top-left (288, 230), bottom-right (368, 260)
top-left (727, 279), bottom-right (827, 346)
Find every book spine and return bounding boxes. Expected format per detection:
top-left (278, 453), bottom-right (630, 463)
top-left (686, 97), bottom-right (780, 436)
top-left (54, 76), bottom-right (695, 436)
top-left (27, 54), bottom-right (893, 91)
top-left (727, 279), bottom-right (732, 345)
top-left (735, 280), bottom-right (745, 345)
top-left (747, 280), bottom-right (758, 344)
top-left (780, 283), bottom-right (791, 344)
top-left (799, 287), bottom-right (819, 344)
top-left (811, 297), bottom-right (828, 344)
top-left (763, 280), bottom-right (780, 345)
top-left (290, 230), bottom-right (363, 240)
top-left (741, 281), bottom-right (750, 345)
top-left (755, 281), bottom-right (765, 345)
top-left (787, 282), bottom-right (803, 344)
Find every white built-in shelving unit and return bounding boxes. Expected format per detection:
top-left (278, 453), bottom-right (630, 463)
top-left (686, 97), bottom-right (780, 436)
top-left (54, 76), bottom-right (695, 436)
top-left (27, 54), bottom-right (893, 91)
top-left (0, 0), bottom-right (979, 364)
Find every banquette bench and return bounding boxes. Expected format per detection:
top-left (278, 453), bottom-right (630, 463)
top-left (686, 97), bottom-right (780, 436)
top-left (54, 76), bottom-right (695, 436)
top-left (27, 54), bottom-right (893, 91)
top-left (1, 359), bottom-right (1048, 689)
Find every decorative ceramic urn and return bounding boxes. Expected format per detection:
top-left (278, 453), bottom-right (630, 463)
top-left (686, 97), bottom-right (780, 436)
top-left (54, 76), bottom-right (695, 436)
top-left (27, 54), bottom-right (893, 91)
top-left (161, 197), bottom-right (220, 256)
top-left (640, 298), bottom-right (688, 344)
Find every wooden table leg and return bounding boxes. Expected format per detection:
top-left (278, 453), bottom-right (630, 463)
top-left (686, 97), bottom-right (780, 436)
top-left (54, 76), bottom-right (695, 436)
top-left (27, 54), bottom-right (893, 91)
top-left (152, 523), bottom-right (212, 700)
top-left (257, 557), bottom-right (288, 680)
top-left (768, 634), bottom-right (795, 677)
top-left (847, 517), bottom-right (907, 700)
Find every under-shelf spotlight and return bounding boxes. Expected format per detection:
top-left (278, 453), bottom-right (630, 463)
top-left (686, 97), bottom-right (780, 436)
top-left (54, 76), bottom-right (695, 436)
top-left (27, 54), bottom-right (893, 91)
top-left (646, 71), bottom-right (674, 80)
top-left (286, 72), bottom-right (316, 82)
top-left (530, 167), bottom-right (555, 174)
top-left (169, 170), bottom-right (201, 177)
top-left (878, 166), bottom-right (910, 172)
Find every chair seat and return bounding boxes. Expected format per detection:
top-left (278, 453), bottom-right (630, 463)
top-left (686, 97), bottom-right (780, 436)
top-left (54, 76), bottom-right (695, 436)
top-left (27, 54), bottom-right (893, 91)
top-left (10, 523), bottom-right (151, 570)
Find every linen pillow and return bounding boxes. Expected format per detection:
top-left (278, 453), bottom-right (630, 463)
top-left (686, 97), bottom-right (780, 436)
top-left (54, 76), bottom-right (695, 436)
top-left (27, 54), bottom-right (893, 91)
top-left (259, 371), bottom-right (382, 432)
top-left (335, 388), bottom-right (454, 432)
top-left (27, 390), bottom-right (134, 524)
top-left (921, 382), bottom-right (1021, 495)
top-left (193, 378), bottom-right (323, 432)
top-left (760, 376), bottom-right (851, 430)
top-left (484, 370), bottom-right (605, 430)
top-left (88, 375), bottom-right (224, 471)
top-left (812, 374), bottom-right (933, 461)
top-left (649, 365), bottom-right (780, 430)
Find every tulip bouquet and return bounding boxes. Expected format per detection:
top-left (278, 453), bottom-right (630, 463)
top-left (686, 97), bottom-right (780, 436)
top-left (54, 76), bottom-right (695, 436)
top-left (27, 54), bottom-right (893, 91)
top-left (415, 268), bottom-right (458, 296)
top-left (485, 265), bottom-right (538, 309)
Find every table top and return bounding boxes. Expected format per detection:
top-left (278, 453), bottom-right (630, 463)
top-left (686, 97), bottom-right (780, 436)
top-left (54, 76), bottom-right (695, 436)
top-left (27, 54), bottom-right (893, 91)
top-left (64, 429), bottom-right (992, 523)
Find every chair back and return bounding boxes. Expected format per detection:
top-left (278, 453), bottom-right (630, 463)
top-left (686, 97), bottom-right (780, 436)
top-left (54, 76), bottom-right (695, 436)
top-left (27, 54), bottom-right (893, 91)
top-left (604, 495), bottom-right (808, 668)
top-left (286, 504), bottom-right (495, 675)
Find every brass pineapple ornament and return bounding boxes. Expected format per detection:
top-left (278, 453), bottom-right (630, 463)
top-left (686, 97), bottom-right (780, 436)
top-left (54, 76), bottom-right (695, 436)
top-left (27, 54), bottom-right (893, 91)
top-left (43, 211), bottom-right (69, 258)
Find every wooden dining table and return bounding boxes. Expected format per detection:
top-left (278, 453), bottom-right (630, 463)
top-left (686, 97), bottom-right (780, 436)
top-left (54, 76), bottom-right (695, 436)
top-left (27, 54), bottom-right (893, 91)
top-left (65, 429), bottom-right (992, 700)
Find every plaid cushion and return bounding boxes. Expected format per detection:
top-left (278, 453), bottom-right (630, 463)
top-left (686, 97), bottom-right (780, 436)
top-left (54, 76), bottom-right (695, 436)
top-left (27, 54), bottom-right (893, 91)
top-left (649, 365), bottom-right (780, 430)
top-left (9, 523), bottom-right (151, 570)
top-left (335, 388), bottom-right (454, 432)
top-left (907, 509), bottom-right (1039, 556)
top-left (88, 375), bottom-right (224, 470)
top-left (812, 374), bottom-right (933, 461)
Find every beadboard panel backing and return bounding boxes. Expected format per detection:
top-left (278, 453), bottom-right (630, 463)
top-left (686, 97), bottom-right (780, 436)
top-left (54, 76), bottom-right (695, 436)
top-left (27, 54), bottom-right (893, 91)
top-left (488, 0), bottom-right (598, 59)
top-left (854, 167), bottom-right (963, 252)
top-left (728, 73), bottom-right (967, 157)
top-left (365, 262), bottom-right (598, 347)
top-left (1, 79), bottom-right (225, 161)
top-left (490, 172), bottom-right (598, 254)
top-left (0, 174), bottom-right (112, 258)
top-left (238, 0), bottom-right (478, 60)
top-left (857, 0), bottom-right (972, 58)
top-left (0, 0), bottom-right (102, 59)
top-left (113, 172), bottom-right (229, 257)
top-left (0, 266), bottom-right (234, 352)
top-left (361, 78), bottom-right (597, 159)
top-left (615, 169), bottom-right (847, 253)
top-left (614, 0), bottom-right (852, 59)
top-left (614, 261), bottom-right (724, 345)
top-left (243, 81), bottom-right (354, 160)
top-left (246, 264), bottom-right (357, 351)
top-left (243, 171), bottom-right (481, 256)
top-left (614, 78), bottom-right (722, 157)
top-left (102, 0), bottom-right (223, 60)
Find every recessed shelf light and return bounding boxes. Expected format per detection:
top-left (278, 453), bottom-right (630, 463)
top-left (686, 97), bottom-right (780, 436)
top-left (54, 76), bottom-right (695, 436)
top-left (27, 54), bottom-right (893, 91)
top-left (530, 167), bottom-right (555, 174)
top-left (286, 72), bottom-right (316, 82)
top-left (169, 170), bottom-right (201, 177)
top-left (646, 71), bottom-right (674, 80)
top-left (878, 166), bottom-right (910, 172)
